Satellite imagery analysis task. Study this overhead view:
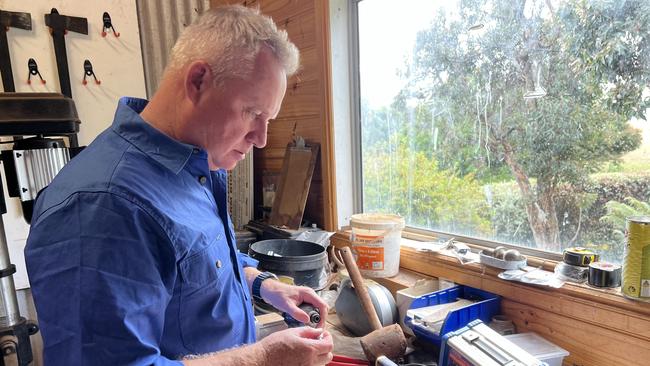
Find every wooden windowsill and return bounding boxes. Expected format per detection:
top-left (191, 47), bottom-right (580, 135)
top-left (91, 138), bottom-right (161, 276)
top-left (398, 241), bottom-right (650, 316)
top-left (331, 230), bottom-right (650, 317)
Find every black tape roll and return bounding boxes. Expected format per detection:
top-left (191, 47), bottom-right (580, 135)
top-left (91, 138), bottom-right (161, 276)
top-left (588, 262), bottom-right (622, 288)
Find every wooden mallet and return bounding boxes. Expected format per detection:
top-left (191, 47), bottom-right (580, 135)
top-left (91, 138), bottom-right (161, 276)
top-left (339, 246), bottom-right (407, 362)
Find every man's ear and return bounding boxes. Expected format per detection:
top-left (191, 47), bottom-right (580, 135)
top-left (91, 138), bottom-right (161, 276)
top-left (185, 61), bottom-right (213, 105)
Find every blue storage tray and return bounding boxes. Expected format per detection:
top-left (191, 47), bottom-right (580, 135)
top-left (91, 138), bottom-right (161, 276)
top-left (404, 285), bottom-right (500, 347)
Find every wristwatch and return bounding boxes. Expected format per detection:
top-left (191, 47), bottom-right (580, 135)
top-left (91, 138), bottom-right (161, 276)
top-left (252, 271), bottom-right (278, 302)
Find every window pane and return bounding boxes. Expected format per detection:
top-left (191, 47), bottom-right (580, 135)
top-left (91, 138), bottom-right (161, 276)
top-left (357, 0), bottom-right (650, 263)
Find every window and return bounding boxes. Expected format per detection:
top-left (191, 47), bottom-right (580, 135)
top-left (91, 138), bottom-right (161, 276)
top-left (354, 0), bottom-right (650, 263)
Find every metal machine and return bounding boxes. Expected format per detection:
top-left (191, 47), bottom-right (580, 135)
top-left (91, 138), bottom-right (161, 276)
top-left (0, 92), bottom-right (81, 365)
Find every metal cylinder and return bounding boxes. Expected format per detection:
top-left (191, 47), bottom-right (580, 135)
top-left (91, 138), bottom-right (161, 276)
top-left (623, 216), bottom-right (650, 301)
top-left (0, 219), bottom-right (21, 327)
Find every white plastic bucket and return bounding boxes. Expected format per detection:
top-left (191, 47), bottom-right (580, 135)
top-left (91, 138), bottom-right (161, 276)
top-left (349, 213), bottom-right (405, 278)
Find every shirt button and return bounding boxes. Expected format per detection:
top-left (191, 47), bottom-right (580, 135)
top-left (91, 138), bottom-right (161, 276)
top-left (216, 260), bottom-right (222, 268)
top-left (192, 148), bottom-right (200, 154)
top-left (199, 176), bottom-right (207, 184)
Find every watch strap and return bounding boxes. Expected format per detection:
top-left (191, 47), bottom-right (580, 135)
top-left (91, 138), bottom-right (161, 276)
top-left (252, 271), bottom-right (277, 301)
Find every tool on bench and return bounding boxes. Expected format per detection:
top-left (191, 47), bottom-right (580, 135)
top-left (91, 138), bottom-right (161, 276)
top-left (335, 274), bottom-right (398, 337)
top-left (339, 246), bottom-right (407, 363)
top-left (328, 354), bottom-right (369, 366)
top-left (282, 303), bottom-right (321, 328)
top-left (0, 9), bottom-right (32, 92)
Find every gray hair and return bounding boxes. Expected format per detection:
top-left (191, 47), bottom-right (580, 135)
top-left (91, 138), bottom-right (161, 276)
top-left (167, 5), bottom-right (299, 86)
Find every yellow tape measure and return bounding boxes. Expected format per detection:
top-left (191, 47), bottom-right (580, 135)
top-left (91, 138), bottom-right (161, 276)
top-left (563, 247), bottom-right (599, 267)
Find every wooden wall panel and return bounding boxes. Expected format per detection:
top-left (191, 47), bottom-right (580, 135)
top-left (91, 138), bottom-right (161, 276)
top-left (211, 0), bottom-right (337, 230)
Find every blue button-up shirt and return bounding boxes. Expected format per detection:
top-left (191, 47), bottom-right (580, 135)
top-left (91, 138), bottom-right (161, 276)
top-left (25, 97), bottom-right (258, 365)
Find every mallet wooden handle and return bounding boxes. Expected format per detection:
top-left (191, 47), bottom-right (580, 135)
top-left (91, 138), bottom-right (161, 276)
top-left (339, 246), bottom-right (383, 331)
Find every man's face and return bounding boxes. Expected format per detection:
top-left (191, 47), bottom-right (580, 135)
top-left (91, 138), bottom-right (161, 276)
top-left (194, 48), bottom-right (287, 170)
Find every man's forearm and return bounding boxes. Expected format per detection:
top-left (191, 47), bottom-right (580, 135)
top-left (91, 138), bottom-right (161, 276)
top-left (182, 341), bottom-right (268, 366)
top-left (243, 266), bottom-right (262, 295)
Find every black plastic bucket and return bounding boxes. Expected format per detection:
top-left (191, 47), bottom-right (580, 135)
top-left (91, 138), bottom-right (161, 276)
top-left (249, 239), bottom-right (328, 289)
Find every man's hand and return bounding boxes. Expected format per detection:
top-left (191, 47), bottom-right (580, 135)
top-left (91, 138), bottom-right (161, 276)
top-left (260, 327), bottom-right (334, 366)
top-left (260, 278), bottom-right (328, 328)
top-left (183, 327), bottom-right (334, 366)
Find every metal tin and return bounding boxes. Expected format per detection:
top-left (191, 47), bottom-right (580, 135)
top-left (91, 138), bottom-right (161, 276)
top-left (623, 216), bottom-right (650, 301)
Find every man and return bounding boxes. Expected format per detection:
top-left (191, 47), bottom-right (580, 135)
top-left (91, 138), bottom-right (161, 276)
top-left (25, 5), bottom-right (333, 365)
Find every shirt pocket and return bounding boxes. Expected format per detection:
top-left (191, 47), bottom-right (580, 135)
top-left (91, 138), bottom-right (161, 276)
top-left (179, 235), bottom-right (223, 288)
top-left (178, 234), bottom-right (239, 352)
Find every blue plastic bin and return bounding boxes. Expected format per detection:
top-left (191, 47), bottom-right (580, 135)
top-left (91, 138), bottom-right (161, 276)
top-left (404, 285), bottom-right (500, 347)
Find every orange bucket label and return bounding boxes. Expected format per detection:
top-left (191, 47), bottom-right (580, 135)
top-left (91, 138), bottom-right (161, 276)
top-left (354, 246), bottom-right (385, 270)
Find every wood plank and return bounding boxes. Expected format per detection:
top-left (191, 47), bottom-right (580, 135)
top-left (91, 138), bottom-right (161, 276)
top-left (277, 8), bottom-right (316, 51)
top-left (266, 116), bottom-right (324, 148)
top-left (314, 0), bottom-right (337, 231)
top-left (279, 76), bottom-right (323, 118)
top-left (269, 143), bottom-right (320, 228)
top-left (502, 300), bottom-right (650, 366)
top-left (212, 0), bottom-right (313, 20)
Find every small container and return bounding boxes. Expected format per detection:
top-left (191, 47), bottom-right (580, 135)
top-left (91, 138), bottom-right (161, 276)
top-left (404, 285), bottom-right (500, 347)
top-left (505, 332), bottom-right (569, 366)
top-left (480, 250), bottom-right (527, 270)
top-left (396, 279), bottom-right (455, 335)
top-left (488, 314), bottom-right (516, 335)
top-left (350, 213), bottom-right (405, 277)
top-left (623, 216), bottom-right (650, 301)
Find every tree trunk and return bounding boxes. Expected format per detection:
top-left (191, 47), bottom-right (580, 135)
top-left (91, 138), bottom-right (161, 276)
top-left (501, 140), bottom-right (561, 251)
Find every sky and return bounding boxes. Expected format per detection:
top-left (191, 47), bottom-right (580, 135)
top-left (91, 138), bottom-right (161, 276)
top-left (358, 0), bottom-right (451, 108)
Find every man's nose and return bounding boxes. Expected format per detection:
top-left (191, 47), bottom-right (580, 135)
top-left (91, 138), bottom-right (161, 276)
top-left (248, 121), bottom-right (268, 148)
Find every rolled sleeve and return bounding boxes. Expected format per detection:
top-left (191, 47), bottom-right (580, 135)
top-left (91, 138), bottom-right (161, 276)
top-left (237, 252), bottom-right (259, 268)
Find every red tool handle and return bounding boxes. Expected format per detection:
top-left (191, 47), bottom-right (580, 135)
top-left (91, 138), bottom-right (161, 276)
top-left (328, 354), bottom-right (369, 365)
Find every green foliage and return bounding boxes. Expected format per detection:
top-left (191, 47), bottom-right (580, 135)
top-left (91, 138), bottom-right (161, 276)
top-left (393, 0), bottom-right (646, 184)
top-left (361, 0), bottom-right (649, 250)
top-left (486, 173), bottom-right (650, 260)
top-left (601, 198), bottom-right (650, 228)
top-left (362, 143), bottom-right (492, 235)
top-left (485, 182), bottom-right (534, 245)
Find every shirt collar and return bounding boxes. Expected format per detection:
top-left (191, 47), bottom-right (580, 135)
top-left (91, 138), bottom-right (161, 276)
top-left (111, 97), bottom-right (203, 174)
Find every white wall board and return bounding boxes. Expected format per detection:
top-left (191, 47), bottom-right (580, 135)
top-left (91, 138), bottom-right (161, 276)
top-left (0, 0), bottom-right (146, 289)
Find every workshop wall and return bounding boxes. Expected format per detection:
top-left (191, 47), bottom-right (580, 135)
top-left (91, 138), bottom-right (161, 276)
top-left (136, 0), bottom-right (210, 96)
top-left (0, 0), bottom-right (146, 289)
top-left (210, 0), bottom-right (338, 231)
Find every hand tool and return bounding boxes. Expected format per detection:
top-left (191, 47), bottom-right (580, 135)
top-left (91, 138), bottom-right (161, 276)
top-left (328, 354), bottom-right (369, 366)
top-left (44, 8), bottom-right (88, 98)
top-left (0, 9), bottom-right (31, 92)
top-left (339, 246), bottom-right (407, 363)
top-left (282, 302), bottom-right (321, 327)
top-left (335, 275), bottom-right (397, 336)
top-left (562, 247), bottom-right (598, 267)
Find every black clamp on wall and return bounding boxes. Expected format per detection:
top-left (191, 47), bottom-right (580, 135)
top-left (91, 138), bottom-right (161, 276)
top-left (82, 59), bottom-right (100, 85)
top-left (27, 58), bottom-right (45, 85)
top-left (101, 12), bottom-right (119, 37)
